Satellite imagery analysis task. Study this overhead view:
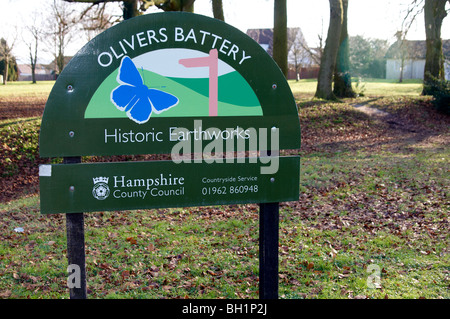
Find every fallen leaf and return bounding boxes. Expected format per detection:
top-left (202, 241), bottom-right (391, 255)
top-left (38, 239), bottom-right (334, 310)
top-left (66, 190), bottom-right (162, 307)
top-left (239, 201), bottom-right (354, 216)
top-left (148, 282), bottom-right (159, 289)
top-left (150, 265), bottom-right (159, 272)
top-left (373, 282), bottom-right (382, 289)
top-left (329, 246), bottom-right (338, 258)
top-left (126, 237), bottom-right (137, 245)
top-left (290, 279), bottom-right (301, 286)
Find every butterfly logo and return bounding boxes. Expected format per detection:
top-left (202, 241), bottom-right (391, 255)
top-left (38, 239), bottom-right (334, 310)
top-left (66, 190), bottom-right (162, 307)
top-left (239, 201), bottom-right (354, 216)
top-left (111, 56), bottom-right (179, 124)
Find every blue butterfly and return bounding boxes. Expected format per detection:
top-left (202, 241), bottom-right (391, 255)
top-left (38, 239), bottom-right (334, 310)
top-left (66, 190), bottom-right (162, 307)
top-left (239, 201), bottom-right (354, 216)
top-left (111, 56), bottom-right (179, 124)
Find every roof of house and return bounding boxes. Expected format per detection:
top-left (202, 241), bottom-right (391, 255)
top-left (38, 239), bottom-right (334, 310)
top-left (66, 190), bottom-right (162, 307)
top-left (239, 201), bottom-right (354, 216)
top-left (246, 27), bottom-right (305, 57)
top-left (47, 56), bottom-right (73, 71)
top-left (246, 28), bottom-right (274, 55)
top-left (385, 39), bottom-right (450, 59)
top-left (17, 64), bottom-right (52, 75)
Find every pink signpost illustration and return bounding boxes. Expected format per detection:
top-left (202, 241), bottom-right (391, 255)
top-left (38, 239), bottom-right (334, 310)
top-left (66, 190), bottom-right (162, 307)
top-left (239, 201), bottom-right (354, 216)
top-left (179, 49), bottom-right (219, 116)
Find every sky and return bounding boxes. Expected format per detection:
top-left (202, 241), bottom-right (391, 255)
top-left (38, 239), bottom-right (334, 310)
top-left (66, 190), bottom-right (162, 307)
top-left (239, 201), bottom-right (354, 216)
top-left (2, 0), bottom-right (450, 64)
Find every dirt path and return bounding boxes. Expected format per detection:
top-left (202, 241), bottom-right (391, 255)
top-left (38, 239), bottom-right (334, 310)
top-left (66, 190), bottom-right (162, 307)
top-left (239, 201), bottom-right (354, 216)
top-left (350, 97), bottom-right (449, 153)
top-left (353, 102), bottom-right (390, 118)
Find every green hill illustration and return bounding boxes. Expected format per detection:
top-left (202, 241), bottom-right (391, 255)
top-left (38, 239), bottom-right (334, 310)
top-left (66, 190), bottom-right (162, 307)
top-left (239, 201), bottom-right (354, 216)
top-left (85, 65), bottom-right (262, 120)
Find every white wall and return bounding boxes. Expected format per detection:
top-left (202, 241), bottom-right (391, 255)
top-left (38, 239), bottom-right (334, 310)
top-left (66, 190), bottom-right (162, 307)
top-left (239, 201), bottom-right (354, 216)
top-left (386, 59), bottom-right (425, 80)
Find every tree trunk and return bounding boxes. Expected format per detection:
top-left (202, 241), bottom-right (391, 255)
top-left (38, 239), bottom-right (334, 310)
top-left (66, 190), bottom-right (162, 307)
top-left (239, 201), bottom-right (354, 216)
top-left (57, 52), bottom-right (65, 74)
top-left (399, 52), bottom-right (405, 83)
top-left (273, 0), bottom-right (288, 78)
top-left (333, 0), bottom-right (355, 98)
top-left (212, 0), bottom-right (224, 21)
top-left (123, 0), bottom-right (139, 19)
top-left (315, 0), bottom-right (343, 100)
top-left (422, 0), bottom-right (448, 95)
top-left (3, 56), bottom-right (9, 85)
top-left (30, 35), bottom-right (38, 84)
top-left (182, 0), bottom-right (194, 12)
top-left (31, 65), bottom-right (36, 84)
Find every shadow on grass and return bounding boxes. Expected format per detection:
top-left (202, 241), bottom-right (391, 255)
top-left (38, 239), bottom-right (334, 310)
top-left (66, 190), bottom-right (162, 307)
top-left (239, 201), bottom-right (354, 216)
top-left (0, 117), bottom-right (41, 128)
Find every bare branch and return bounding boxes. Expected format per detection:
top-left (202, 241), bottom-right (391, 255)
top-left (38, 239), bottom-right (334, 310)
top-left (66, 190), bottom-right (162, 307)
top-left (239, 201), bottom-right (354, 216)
top-left (401, 0), bottom-right (424, 35)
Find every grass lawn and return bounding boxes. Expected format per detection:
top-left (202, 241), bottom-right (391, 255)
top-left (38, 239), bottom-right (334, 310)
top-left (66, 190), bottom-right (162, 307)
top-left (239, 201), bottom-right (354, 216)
top-left (289, 78), bottom-right (423, 99)
top-left (0, 79), bottom-right (448, 299)
top-left (0, 81), bottom-right (55, 98)
top-left (0, 78), bottom-right (422, 100)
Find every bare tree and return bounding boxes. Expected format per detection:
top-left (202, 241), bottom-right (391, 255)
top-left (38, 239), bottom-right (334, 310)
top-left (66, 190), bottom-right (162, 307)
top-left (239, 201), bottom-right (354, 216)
top-left (288, 28), bottom-right (310, 80)
top-left (315, 0), bottom-right (343, 100)
top-left (397, 1), bottom-right (424, 82)
top-left (299, 26), bottom-right (324, 66)
top-left (394, 30), bottom-right (409, 83)
top-left (65, 0), bottom-right (140, 19)
top-left (45, 0), bottom-right (77, 74)
top-left (65, 0), bottom-right (195, 19)
top-left (0, 36), bottom-right (17, 85)
top-left (24, 13), bottom-right (44, 84)
top-left (78, 2), bottom-right (117, 41)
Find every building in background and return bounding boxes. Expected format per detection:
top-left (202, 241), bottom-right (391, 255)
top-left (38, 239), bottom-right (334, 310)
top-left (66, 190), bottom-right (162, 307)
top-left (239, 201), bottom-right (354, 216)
top-left (17, 56), bottom-right (74, 81)
top-left (17, 64), bottom-right (56, 81)
top-left (385, 39), bottom-right (450, 80)
top-left (247, 28), bottom-right (319, 80)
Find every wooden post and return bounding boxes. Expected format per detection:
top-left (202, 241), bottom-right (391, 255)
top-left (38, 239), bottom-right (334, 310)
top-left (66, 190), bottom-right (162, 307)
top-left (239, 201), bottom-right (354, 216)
top-left (64, 157), bottom-right (87, 299)
top-left (259, 202), bottom-right (279, 299)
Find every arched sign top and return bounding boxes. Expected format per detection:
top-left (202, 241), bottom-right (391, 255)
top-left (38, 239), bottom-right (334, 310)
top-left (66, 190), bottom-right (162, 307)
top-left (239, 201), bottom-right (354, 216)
top-left (39, 12), bottom-right (300, 157)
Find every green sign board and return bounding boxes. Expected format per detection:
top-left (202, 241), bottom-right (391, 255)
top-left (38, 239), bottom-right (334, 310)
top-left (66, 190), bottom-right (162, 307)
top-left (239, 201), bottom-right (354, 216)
top-left (39, 157), bottom-right (299, 214)
top-left (39, 12), bottom-right (300, 157)
top-left (39, 12), bottom-right (301, 214)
